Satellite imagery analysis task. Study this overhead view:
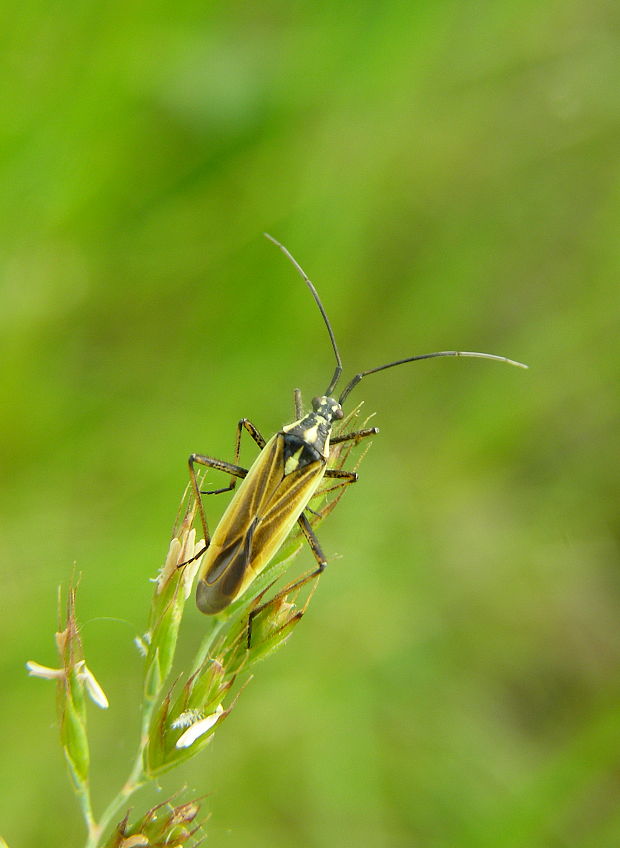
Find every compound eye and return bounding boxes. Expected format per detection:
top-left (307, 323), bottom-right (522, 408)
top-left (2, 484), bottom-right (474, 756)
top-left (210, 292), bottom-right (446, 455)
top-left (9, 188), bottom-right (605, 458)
top-left (311, 396), bottom-right (322, 409)
top-left (333, 405), bottom-right (344, 420)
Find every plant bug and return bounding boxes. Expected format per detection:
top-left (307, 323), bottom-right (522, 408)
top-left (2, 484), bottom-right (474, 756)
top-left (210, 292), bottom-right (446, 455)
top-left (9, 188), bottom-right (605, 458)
top-left (187, 234), bottom-right (527, 618)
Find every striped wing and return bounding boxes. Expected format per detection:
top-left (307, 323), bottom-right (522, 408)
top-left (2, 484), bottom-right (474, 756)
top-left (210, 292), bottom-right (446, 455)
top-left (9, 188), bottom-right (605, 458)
top-left (196, 432), bottom-right (326, 613)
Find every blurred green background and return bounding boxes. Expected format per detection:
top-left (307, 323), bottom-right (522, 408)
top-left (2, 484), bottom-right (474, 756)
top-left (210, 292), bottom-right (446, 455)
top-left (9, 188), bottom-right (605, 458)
top-left (2, 1), bottom-right (619, 846)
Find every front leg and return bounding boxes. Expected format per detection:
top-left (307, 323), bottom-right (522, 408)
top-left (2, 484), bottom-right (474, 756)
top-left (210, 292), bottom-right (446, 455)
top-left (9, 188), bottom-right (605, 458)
top-left (330, 425), bottom-right (379, 445)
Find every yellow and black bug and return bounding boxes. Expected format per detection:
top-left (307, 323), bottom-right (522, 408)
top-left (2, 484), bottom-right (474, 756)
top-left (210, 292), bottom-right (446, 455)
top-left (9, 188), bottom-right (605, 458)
top-left (188, 234), bottom-right (527, 617)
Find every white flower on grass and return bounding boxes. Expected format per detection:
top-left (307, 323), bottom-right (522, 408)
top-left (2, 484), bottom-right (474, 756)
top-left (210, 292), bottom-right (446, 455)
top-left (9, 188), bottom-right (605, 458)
top-left (171, 709), bottom-right (203, 730)
top-left (174, 705), bottom-right (224, 748)
top-left (26, 661), bottom-right (65, 680)
top-left (78, 661), bottom-right (109, 709)
top-left (26, 659), bottom-right (109, 709)
top-left (134, 633), bottom-right (150, 657)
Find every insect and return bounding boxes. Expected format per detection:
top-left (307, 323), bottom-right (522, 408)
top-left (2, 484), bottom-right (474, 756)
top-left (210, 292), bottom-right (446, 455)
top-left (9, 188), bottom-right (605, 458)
top-left (187, 234), bottom-right (527, 617)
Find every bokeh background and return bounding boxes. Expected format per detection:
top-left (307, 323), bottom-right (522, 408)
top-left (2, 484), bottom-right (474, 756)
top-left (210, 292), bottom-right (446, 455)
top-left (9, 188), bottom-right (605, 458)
top-left (2, 2), bottom-right (619, 846)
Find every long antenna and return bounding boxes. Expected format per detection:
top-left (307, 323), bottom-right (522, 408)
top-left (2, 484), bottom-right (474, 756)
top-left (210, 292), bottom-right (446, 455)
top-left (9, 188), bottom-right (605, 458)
top-left (264, 233), bottom-right (343, 395)
top-left (339, 350), bottom-right (528, 405)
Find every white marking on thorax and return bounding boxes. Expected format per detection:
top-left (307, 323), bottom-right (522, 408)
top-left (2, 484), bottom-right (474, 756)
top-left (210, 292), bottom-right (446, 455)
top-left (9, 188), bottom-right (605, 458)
top-left (282, 418), bottom-right (304, 433)
top-left (284, 446), bottom-right (303, 475)
top-left (303, 423), bottom-right (319, 443)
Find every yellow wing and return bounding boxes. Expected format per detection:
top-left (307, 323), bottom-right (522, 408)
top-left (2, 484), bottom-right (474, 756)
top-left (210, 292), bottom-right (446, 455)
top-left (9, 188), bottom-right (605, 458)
top-left (196, 433), bottom-right (326, 613)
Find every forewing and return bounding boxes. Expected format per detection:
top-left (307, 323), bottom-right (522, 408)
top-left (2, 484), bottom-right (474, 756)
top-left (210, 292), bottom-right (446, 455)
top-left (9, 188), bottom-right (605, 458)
top-left (210, 433), bottom-right (285, 543)
top-left (196, 536), bottom-right (248, 613)
top-left (254, 462), bottom-right (323, 539)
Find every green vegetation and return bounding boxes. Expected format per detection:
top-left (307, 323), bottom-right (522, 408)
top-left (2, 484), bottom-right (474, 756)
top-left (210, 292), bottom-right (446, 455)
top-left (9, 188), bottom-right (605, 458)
top-left (1, 2), bottom-right (619, 846)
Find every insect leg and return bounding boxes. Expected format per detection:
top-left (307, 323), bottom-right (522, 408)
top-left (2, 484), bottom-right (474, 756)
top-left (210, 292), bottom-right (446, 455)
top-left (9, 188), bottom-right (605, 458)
top-left (186, 418), bottom-right (264, 567)
top-left (294, 388), bottom-right (303, 419)
top-left (305, 478), bottom-right (352, 518)
top-left (187, 454), bottom-right (248, 564)
top-left (306, 474), bottom-right (358, 526)
top-left (330, 426), bottom-right (379, 445)
top-left (202, 418), bottom-right (266, 495)
top-left (312, 476), bottom-right (356, 501)
top-left (324, 468), bottom-right (358, 482)
top-left (246, 512), bottom-right (326, 648)
top-left (303, 472), bottom-right (357, 516)
top-left (239, 417), bottom-right (266, 449)
top-left (297, 511), bottom-right (328, 568)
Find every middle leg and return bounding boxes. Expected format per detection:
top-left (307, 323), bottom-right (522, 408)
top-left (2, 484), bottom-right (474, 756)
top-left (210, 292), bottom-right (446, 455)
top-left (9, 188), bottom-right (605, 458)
top-left (202, 417), bottom-right (266, 495)
top-left (186, 454), bottom-right (249, 564)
